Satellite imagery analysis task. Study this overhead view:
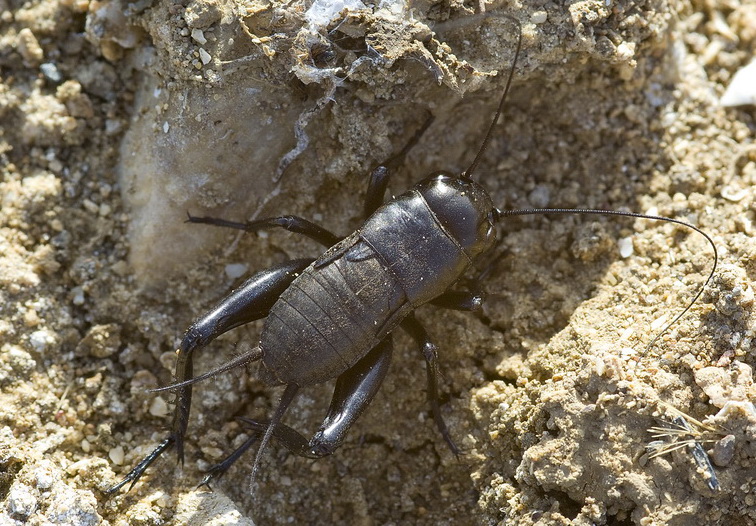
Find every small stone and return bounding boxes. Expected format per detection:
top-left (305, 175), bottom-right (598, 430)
top-left (40, 63), bottom-right (62, 83)
top-left (721, 186), bottom-right (748, 202)
top-left (184, 0), bottom-right (222, 29)
top-left (199, 48), bottom-right (211, 65)
top-left (694, 362), bottom-right (753, 408)
top-left (225, 263), bottom-right (248, 279)
top-left (109, 445), bottom-right (125, 465)
top-left (76, 324), bottom-right (121, 358)
top-left (711, 434), bottom-right (735, 466)
top-left (8, 483), bottom-right (37, 517)
top-left (721, 59), bottom-right (756, 107)
top-left (71, 286), bottom-right (85, 306)
top-left (149, 396), bottom-right (170, 417)
top-left (617, 236), bottom-right (634, 258)
top-left (531, 10), bottom-right (548, 24)
top-left (191, 28), bottom-right (207, 45)
top-left (29, 329), bottom-right (55, 352)
top-left (17, 28), bottom-right (44, 63)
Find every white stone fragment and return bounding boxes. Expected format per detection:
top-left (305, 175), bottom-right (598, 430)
top-left (199, 48), bottom-right (211, 65)
top-left (649, 314), bottom-right (668, 331)
top-left (225, 263), bottom-right (248, 280)
top-left (616, 42), bottom-right (636, 61)
top-left (617, 236), bottom-right (634, 258)
top-left (721, 59), bottom-right (756, 107)
top-left (528, 184), bottom-right (551, 208)
top-left (72, 286), bottom-right (85, 306)
top-left (29, 329), bottom-right (55, 352)
top-left (149, 395), bottom-right (170, 417)
top-left (531, 10), bottom-right (548, 24)
top-left (191, 28), bottom-right (207, 45)
top-left (109, 445), bottom-right (125, 465)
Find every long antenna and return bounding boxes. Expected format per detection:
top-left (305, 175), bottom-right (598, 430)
top-left (497, 208), bottom-right (718, 354)
top-left (462, 15), bottom-right (523, 180)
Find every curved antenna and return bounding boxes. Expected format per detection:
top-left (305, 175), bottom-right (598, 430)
top-left (496, 207), bottom-right (718, 354)
top-left (462, 15), bottom-right (523, 180)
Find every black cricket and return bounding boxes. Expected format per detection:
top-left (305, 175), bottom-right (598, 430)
top-left (107, 16), bottom-right (715, 494)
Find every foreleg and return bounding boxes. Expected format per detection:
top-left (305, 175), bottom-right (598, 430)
top-left (363, 115), bottom-right (434, 218)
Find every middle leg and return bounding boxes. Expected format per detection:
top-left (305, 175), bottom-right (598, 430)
top-left (399, 290), bottom-right (486, 456)
top-left (401, 313), bottom-right (461, 457)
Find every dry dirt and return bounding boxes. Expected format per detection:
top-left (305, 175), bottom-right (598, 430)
top-left (1, 0), bottom-right (755, 525)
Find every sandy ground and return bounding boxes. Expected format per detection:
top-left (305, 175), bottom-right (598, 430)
top-left (1, 0), bottom-right (755, 524)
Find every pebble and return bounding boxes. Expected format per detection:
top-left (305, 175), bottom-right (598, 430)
top-left (721, 59), bottom-right (756, 107)
top-left (711, 434), bottom-right (735, 466)
top-left (617, 236), bottom-right (634, 258)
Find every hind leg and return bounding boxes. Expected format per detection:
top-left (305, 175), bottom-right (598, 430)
top-left (198, 337), bottom-right (393, 486)
top-left (106, 258), bottom-right (315, 493)
top-left (106, 207), bottom-right (347, 494)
